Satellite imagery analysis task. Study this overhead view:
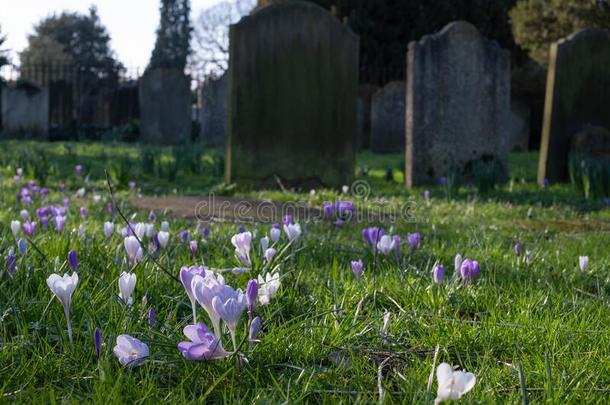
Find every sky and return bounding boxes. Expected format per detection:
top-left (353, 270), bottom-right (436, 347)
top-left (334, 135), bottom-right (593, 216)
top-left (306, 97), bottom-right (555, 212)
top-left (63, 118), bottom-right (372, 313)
top-left (0, 0), bottom-right (224, 68)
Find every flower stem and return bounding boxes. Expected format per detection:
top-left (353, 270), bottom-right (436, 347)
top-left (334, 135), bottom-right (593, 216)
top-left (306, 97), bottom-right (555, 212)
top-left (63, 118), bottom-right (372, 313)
top-left (191, 302), bottom-right (197, 325)
top-left (64, 305), bottom-right (73, 347)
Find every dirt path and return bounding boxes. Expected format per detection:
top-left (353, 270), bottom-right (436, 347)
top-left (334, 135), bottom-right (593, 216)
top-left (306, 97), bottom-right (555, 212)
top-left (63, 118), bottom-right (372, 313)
top-left (130, 195), bottom-right (322, 223)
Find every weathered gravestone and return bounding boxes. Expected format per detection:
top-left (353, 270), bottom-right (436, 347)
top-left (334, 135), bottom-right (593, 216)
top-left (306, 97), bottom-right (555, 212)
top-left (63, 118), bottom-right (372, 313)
top-left (405, 21), bottom-right (510, 187)
top-left (139, 68), bottom-right (191, 144)
top-left (225, 0), bottom-right (358, 188)
top-left (1, 82), bottom-right (49, 136)
top-left (356, 84), bottom-right (378, 150)
top-left (371, 81), bottom-right (406, 153)
top-left (199, 73), bottom-right (227, 146)
top-left (537, 28), bottom-right (610, 184)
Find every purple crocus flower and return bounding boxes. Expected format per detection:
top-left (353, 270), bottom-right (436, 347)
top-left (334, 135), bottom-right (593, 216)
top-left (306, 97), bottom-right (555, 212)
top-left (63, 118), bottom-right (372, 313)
top-left (5, 250), bottom-right (17, 277)
top-left (246, 279), bottom-right (258, 318)
top-left (18, 238), bottom-right (27, 256)
top-left (322, 202), bottom-right (333, 218)
top-left (201, 226), bottom-right (209, 240)
top-left (351, 259), bottom-right (364, 279)
top-left (80, 207), bottom-right (88, 219)
top-left (514, 242), bottom-right (522, 257)
top-left (148, 307), bottom-right (156, 327)
top-left (189, 240), bottom-right (198, 258)
top-left (362, 227), bottom-right (384, 253)
top-left (14, 175), bottom-right (20, 183)
top-left (107, 202), bottom-right (114, 214)
top-left (393, 235), bottom-right (401, 258)
top-left (424, 190), bottom-right (431, 203)
top-left (180, 265), bottom-right (208, 323)
top-left (407, 232), bottom-right (421, 250)
top-left (54, 215), bottom-right (67, 233)
top-left (249, 316), bottom-right (262, 343)
top-left (177, 322), bottom-right (229, 361)
top-left (148, 211), bottom-right (156, 221)
top-left (63, 198), bottom-right (70, 208)
top-left (75, 164), bottom-right (83, 174)
top-left (22, 221), bottom-right (37, 238)
top-left (59, 183), bottom-right (66, 192)
top-left (94, 327), bottom-right (102, 359)
top-left (40, 187), bottom-right (49, 196)
top-left (238, 226), bottom-right (245, 234)
top-left (283, 215), bottom-right (292, 225)
top-left (180, 230), bottom-right (189, 243)
top-left (460, 259), bottom-right (480, 283)
top-left (128, 181), bottom-right (136, 190)
top-left (68, 250), bottom-right (79, 271)
top-left (432, 264), bottom-right (445, 284)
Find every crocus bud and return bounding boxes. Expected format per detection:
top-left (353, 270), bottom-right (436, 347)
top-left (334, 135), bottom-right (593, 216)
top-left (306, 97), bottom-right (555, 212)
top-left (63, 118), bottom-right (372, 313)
top-left (264, 248), bottom-right (276, 263)
top-left (351, 259), bottom-right (364, 279)
top-left (260, 236), bottom-right (269, 253)
top-left (180, 230), bottom-right (189, 243)
top-left (514, 242), bottom-right (522, 257)
top-left (80, 207), bottom-right (88, 219)
top-left (94, 327), bottom-right (102, 359)
top-left (148, 307), bottom-right (156, 327)
top-left (246, 279), bottom-right (258, 318)
top-left (270, 225), bottom-right (280, 242)
top-left (75, 164), bottom-right (83, 174)
top-left (18, 238), bottom-right (27, 256)
top-left (201, 226), bottom-right (209, 240)
top-left (157, 231), bottom-right (169, 248)
top-left (249, 316), bottom-right (262, 342)
top-left (407, 232), bottom-right (421, 250)
top-left (393, 235), bottom-right (401, 258)
top-left (68, 250), bottom-right (79, 271)
top-left (579, 256), bottom-right (589, 272)
top-left (424, 190), bottom-right (431, 204)
top-left (432, 264), bottom-right (445, 284)
top-left (20, 209), bottom-right (29, 221)
top-left (6, 249), bottom-right (17, 277)
top-left (118, 272), bottom-right (137, 305)
top-left (189, 240), bottom-right (198, 258)
top-left (454, 254), bottom-right (462, 273)
top-left (104, 221), bottom-right (114, 238)
top-left (161, 221), bottom-right (169, 231)
top-left (11, 220), bottom-right (21, 238)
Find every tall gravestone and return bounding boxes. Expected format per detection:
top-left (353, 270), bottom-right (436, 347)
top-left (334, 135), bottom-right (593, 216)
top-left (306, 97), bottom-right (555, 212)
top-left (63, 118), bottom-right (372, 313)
top-left (371, 81), bottom-right (406, 153)
top-left (139, 68), bottom-right (191, 144)
top-left (199, 73), bottom-right (227, 146)
top-left (537, 28), bottom-right (610, 184)
top-left (406, 21), bottom-right (510, 187)
top-left (1, 82), bottom-right (49, 136)
top-left (226, 0), bottom-right (358, 188)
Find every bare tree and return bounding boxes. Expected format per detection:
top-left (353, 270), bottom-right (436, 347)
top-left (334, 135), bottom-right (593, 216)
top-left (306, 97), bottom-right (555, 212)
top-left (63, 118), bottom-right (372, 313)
top-left (190, 0), bottom-right (255, 79)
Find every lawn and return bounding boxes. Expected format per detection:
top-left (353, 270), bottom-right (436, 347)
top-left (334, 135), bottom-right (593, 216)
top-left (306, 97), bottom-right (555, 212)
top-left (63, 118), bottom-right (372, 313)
top-left (0, 141), bottom-right (609, 403)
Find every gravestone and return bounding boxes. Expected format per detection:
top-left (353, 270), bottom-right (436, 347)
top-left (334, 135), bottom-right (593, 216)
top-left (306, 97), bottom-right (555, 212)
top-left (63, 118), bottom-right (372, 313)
top-left (139, 68), bottom-right (191, 144)
top-left (356, 84), bottom-right (378, 150)
top-left (199, 73), bottom-right (227, 146)
top-left (405, 21), bottom-right (510, 187)
top-left (537, 28), bottom-right (610, 184)
top-left (371, 81), bottom-right (406, 153)
top-left (1, 82), bottom-right (49, 136)
top-left (226, 0), bottom-right (358, 188)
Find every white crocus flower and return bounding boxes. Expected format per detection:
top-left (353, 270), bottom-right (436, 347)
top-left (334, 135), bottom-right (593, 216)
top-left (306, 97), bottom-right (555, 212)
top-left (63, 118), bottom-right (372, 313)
top-left (454, 254), bottom-right (463, 273)
top-left (46, 272), bottom-right (79, 345)
top-left (579, 256), bottom-right (589, 272)
top-left (104, 221), bottom-right (114, 238)
top-left (435, 362), bottom-right (476, 404)
top-left (161, 221), bottom-right (169, 231)
top-left (231, 231), bottom-right (252, 267)
top-left (270, 226), bottom-right (281, 242)
top-left (157, 230), bottom-right (170, 248)
top-left (376, 235), bottom-right (395, 255)
top-left (257, 272), bottom-right (280, 305)
top-left (11, 220), bottom-right (21, 238)
top-left (260, 236), bottom-right (269, 253)
top-left (113, 334), bottom-right (149, 367)
top-left (283, 223), bottom-right (302, 242)
top-left (124, 236), bottom-right (143, 264)
top-left (118, 272), bottom-right (137, 305)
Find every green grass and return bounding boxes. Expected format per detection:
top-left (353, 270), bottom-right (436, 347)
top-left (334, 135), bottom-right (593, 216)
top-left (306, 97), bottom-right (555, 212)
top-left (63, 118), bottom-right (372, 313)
top-left (1, 141), bottom-right (609, 403)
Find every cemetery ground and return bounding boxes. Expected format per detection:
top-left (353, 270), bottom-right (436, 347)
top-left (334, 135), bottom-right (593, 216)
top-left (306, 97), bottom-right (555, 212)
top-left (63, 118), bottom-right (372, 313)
top-left (1, 141), bottom-right (609, 403)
